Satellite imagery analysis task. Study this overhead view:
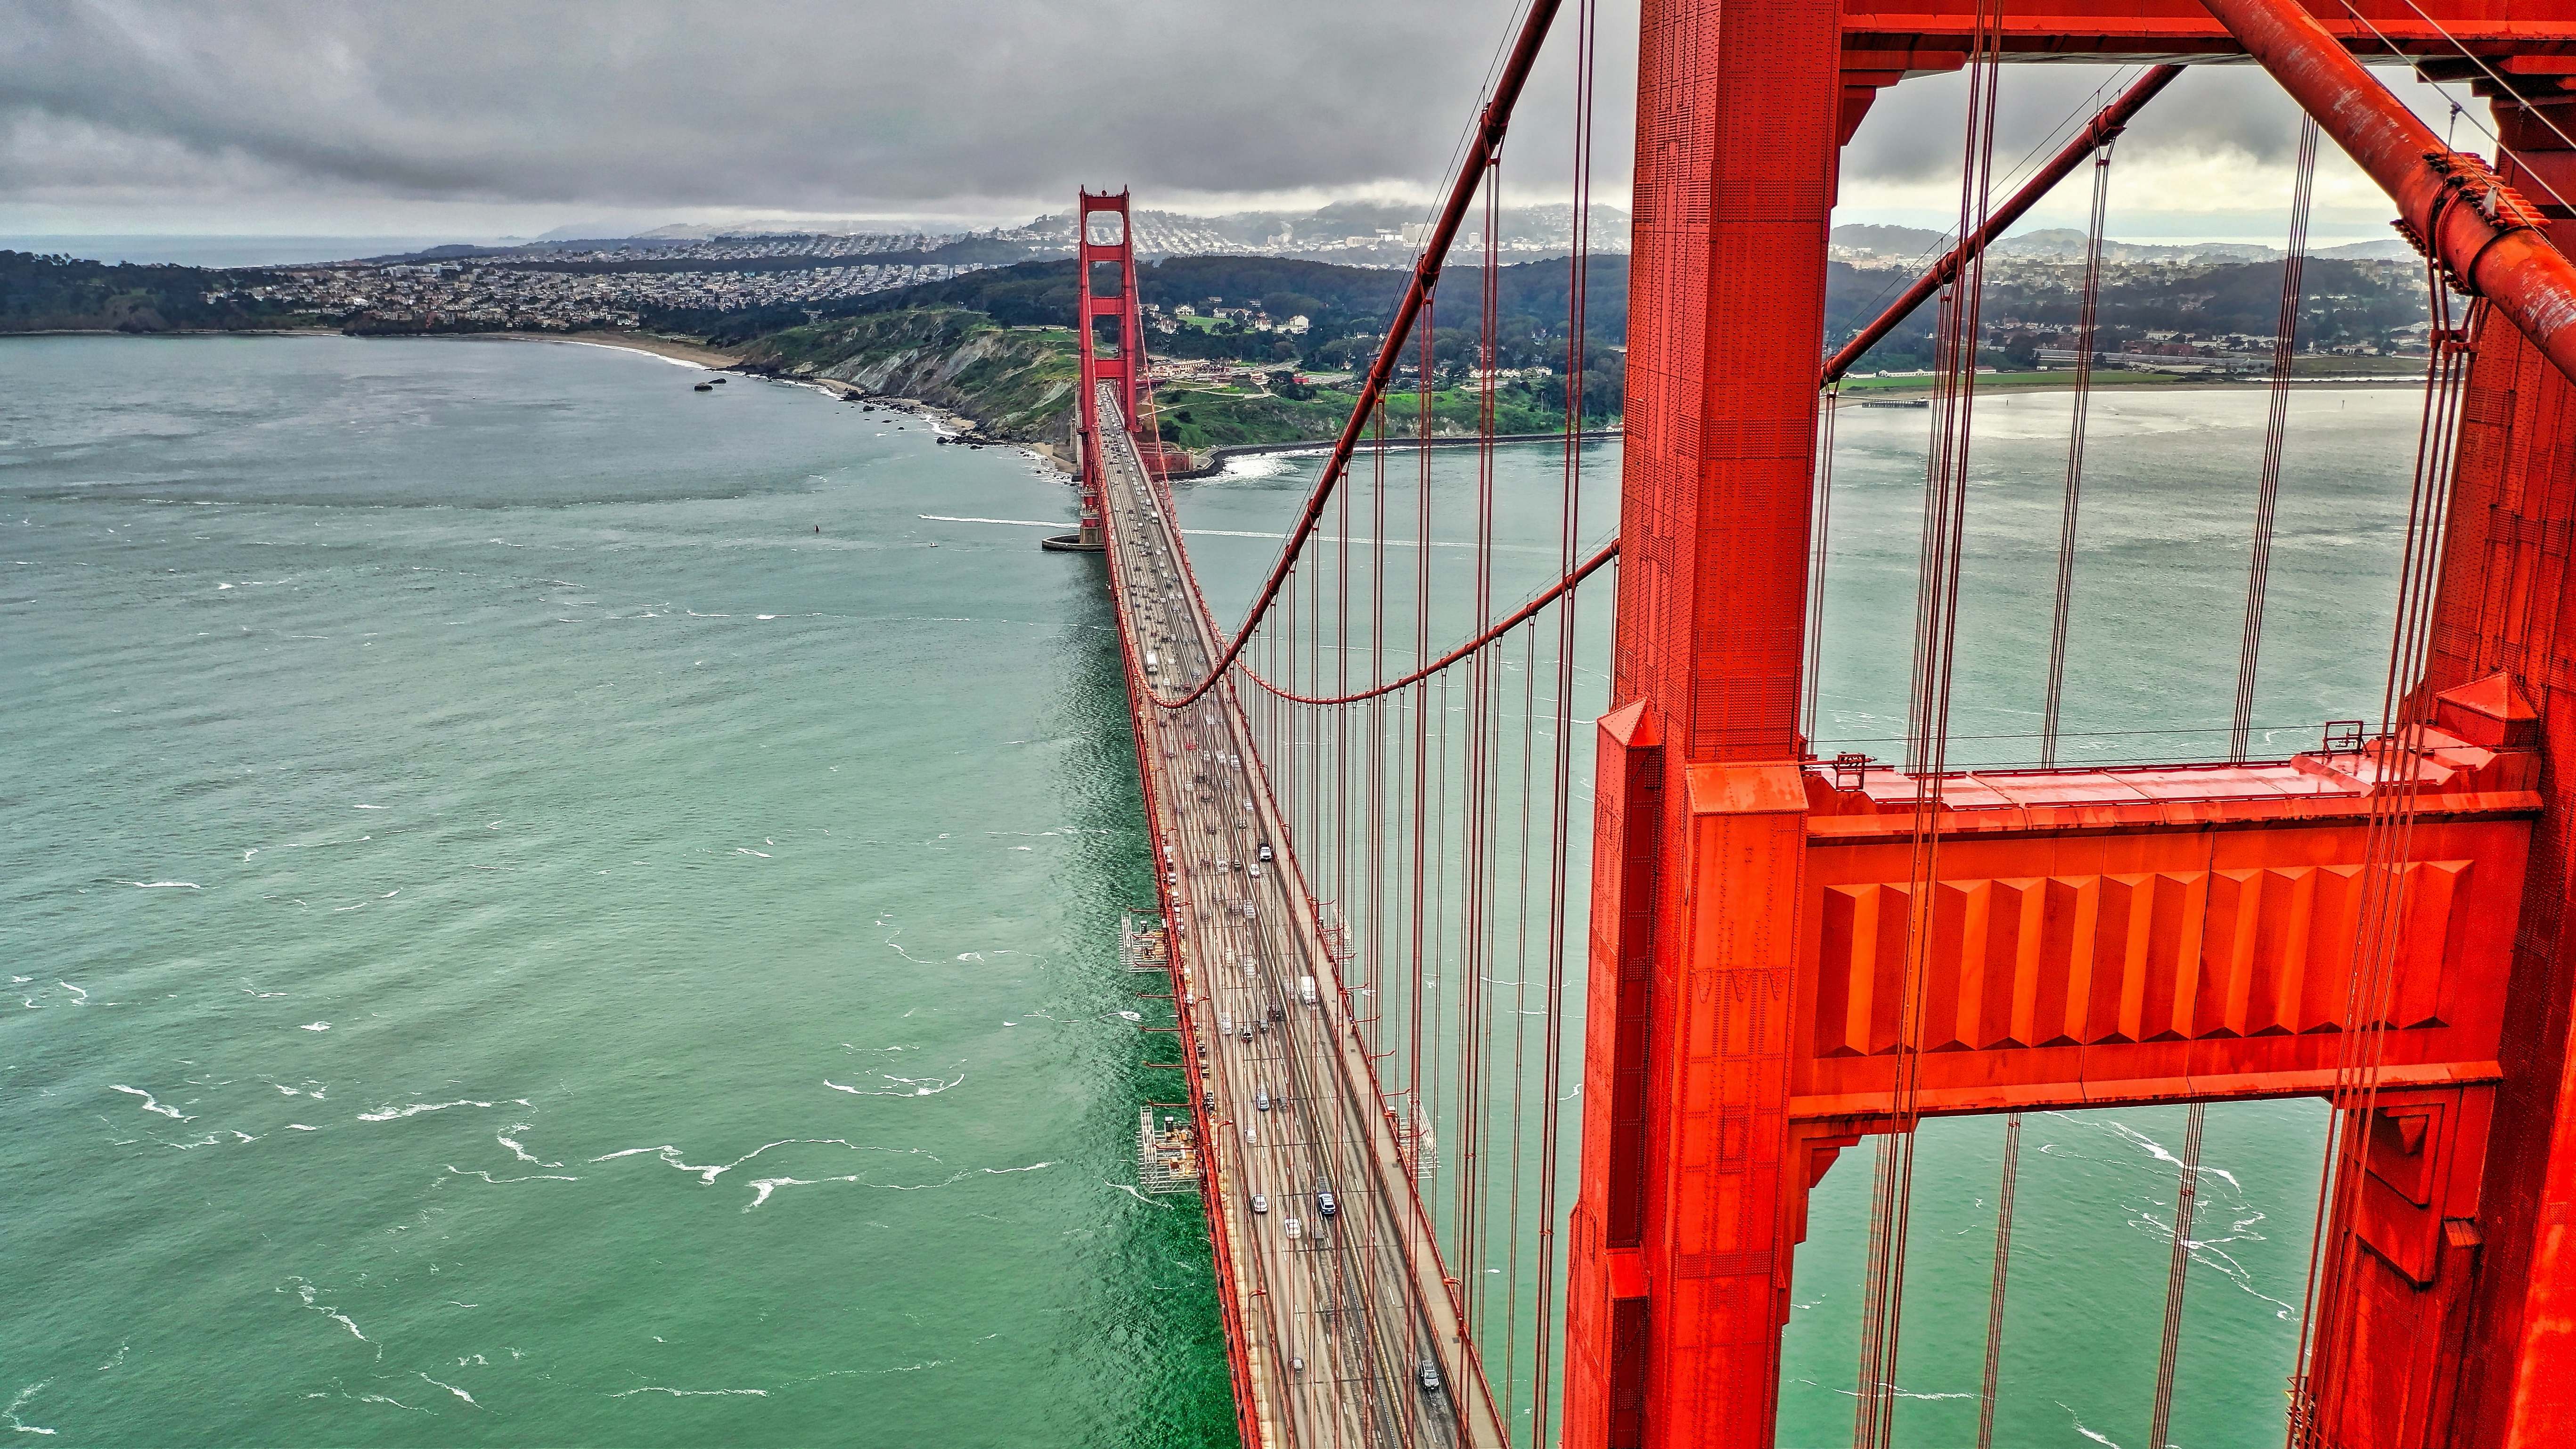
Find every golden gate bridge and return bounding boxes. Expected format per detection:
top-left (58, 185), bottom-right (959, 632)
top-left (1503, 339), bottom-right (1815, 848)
top-left (1065, 1), bottom-right (2576, 1445)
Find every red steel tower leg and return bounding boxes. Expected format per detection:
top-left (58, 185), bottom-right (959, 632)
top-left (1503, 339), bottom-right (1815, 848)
top-left (2414, 93), bottom-right (2576, 1449)
top-left (1563, 2), bottom-right (1844, 1446)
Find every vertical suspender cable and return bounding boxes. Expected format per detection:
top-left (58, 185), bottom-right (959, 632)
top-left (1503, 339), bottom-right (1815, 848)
top-left (1973, 1112), bottom-right (2023, 1449)
top-left (2229, 116), bottom-right (2320, 761)
top-left (1530, 1), bottom-right (1596, 1434)
top-left (1805, 387), bottom-right (1841, 746)
top-left (2147, 1102), bottom-right (2209, 1449)
top-left (1859, 10), bottom-right (2001, 1443)
top-left (2287, 281), bottom-right (2480, 1448)
top-left (2040, 137), bottom-right (2117, 767)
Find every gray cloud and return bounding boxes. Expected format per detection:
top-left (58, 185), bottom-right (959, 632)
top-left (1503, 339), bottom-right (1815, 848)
top-left (0, 0), bottom-right (1638, 222)
top-left (0, 1), bottom-right (2469, 234)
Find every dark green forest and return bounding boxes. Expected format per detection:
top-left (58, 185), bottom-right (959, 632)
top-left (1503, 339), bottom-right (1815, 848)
top-left (0, 251), bottom-right (304, 332)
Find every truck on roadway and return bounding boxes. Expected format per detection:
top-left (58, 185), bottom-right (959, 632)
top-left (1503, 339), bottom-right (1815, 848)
top-left (1299, 975), bottom-right (1318, 1007)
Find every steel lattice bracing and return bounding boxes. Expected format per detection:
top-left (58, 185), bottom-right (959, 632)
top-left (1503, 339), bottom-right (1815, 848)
top-left (1557, 3), bottom-right (2576, 1449)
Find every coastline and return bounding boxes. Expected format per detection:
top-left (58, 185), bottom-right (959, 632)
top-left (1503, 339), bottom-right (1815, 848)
top-left (475, 331), bottom-right (1070, 468)
top-left (486, 328), bottom-right (743, 369)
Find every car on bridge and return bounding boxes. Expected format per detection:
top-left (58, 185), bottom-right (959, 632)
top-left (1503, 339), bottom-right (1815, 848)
top-left (1316, 1186), bottom-right (1339, 1218)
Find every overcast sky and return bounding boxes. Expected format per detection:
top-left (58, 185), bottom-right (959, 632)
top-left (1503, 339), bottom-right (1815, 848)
top-left (0, 0), bottom-right (2472, 243)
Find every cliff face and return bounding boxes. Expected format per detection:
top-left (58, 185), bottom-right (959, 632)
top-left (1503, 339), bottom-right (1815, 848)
top-left (734, 308), bottom-right (1080, 448)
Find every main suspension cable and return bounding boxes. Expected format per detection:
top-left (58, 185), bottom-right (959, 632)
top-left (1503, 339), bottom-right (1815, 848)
top-left (1139, 0), bottom-right (1567, 711)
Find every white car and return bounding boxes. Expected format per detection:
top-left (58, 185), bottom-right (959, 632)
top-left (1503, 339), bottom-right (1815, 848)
top-left (1284, 1217), bottom-right (1303, 1240)
top-left (1251, 1193), bottom-right (1269, 1215)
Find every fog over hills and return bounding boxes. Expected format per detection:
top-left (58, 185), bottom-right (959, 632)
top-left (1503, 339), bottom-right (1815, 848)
top-left (1829, 221), bottom-right (2415, 266)
top-left (520, 201), bottom-right (1635, 264)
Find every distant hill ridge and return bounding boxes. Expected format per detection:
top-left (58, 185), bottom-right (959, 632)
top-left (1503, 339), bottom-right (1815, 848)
top-left (1830, 221), bottom-right (2413, 264)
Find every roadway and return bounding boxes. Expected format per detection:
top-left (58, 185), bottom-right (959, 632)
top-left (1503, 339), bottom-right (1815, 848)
top-left (1090, 386), bottom-right (1509, 1449)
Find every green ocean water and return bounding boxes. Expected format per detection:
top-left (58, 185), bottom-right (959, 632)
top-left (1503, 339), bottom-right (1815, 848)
top-left (2, 334), bottom-right (2434, 1449)
top-left (0, 336), bottom-right (1232, 1446)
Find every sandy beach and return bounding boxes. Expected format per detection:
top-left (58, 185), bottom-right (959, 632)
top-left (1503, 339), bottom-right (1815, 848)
top-left (489, 328), bottom-right (744, 368)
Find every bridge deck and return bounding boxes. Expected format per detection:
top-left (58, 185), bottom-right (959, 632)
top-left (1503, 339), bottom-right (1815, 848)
top-left (1092, 389), bottom-right (1509, 1449)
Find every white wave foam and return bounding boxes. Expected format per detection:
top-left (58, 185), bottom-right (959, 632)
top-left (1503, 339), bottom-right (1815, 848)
top-left (609, 1386), bottom-right (768, 1398)
top-left (2059, 1402), bottom-right (2121, 1448)
top-left (3, 1381), bottom-right (55, 1436)
top-left (118, 880), bottom-right (199, 890)
top-left (417, 1373), bottom-right (482, 1409)
top-left (443, 1165), bottom-right (578, 1185)
top-left (111, 1085), bottom-right (192, 1121)
top-left (821, 1071), bottom-right (964, 1099)
top-left (588, 1137), bottom-right (940, 1190)
top-left (301, 1022), bottom-right (331, 1031)
top-left (282, 1277), bottom-right (368, 1343)
top-left (498, 1125), bottom-right (561, 1167)
top-left (358, 1099), bottom-right (500, 1122)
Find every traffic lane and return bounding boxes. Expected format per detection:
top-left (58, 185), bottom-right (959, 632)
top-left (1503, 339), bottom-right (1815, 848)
top-left (1120, 478), bottom-right (1438, 1437)
top-left (1110, 450), bottom-right (1454, 1442)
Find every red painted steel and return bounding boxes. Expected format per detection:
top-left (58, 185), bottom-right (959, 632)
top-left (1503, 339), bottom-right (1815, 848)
top-left (2411, 76), bottom-right (2576, 1449)
top-left (1559, 4), bottom-right (2576, 1449)
top-left (1074, 190), bottom-right (1146, 548)
top-left (1564, 5), bottom-right (1845, 1449)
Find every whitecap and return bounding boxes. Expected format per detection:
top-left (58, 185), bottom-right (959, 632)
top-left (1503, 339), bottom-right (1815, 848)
top-left (2, 1381), bottom-right (55, 1436)
top-left (358, 1099), bottom-right (498, 1122)
top-left (609, 1386), bottom-right (768, 1398)
top-left (822, 1072), bottom-right (964, 1098)
top-left (301, 1022), bottom-right (331, 1031)
top-left (444, 1165), bottom-right (577, 1185)
top-left (498, 1126), bottom-right (562, 1167)
top-left (417, 1374), bottom-right (482, 1409)
top-left (110, 1085), bottom-right (193, 1121)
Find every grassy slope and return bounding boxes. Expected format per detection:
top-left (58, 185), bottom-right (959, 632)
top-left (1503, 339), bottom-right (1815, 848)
top-left (1146, 381), bottom-right (1565, 451)
top-left (733, 302), bottom-right (1577, 449)
top-left (734, 308), bottom-right (1083, 440)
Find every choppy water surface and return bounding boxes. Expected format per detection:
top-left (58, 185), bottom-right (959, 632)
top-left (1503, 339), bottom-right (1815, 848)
top-left (0, 336), bottom-right (1230, 1446)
